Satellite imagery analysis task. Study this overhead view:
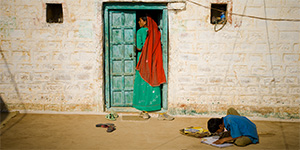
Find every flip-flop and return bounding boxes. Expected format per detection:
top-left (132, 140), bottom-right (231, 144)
top-left (106, 125), bottom-right (116, 133)
top-left (95, 123), bottom-right (116, 133)
top-left (105, 113), bottom-right (116, 121)
top-left (96, 123), bottom-right (115, 128)
top-left (110, 110), bottom-right (119, 118)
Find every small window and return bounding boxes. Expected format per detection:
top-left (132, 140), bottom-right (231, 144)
top-left (46, 3), bottom-right (63, 23)
top-left (210, 4), bottom-right (227, 24)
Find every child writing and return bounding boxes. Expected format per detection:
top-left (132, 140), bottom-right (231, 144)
top-left (207, 108), bottom-right (259, 146)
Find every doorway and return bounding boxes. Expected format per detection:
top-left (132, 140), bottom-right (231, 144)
top-left (104, 3), bottom-right (168, 111)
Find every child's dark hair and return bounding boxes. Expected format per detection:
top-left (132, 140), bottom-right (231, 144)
top-left (207, 118), bottom-right (223, 133)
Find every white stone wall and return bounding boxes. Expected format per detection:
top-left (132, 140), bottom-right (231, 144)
top-left (1, 0), bottom-right (299, 119)
top-left (1, 0), bottom-right (104, 112)
top-left (168, 0), bottom-right (300, 119)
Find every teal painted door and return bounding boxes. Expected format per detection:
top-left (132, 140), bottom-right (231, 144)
top-left (109, 11), bottom-right (136, 107)
top-left (104, 4), bottom-right (168, 110)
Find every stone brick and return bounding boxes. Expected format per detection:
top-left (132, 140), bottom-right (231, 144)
top-left (9, 30), bottom-right (25, 38)
top-left (265, 53), bottom-right (282, 65)
top-left (0, 40), bottom-right (11, 51)
top-left (239, 77), bottom-right (258, 86)
top-left (246, 32), bottom-right (265, 43)
top-left (38, 41), bottom-right (62, 51)
top-left (279, 32), bottom-right (299, 43)
top-left (63, 41), bottom-right (77, 50)
top-left (272, 86), bottom-right (288, 94)
top-left (178, 32), bottom-right (196, 42)
top-left (233, 65), bottom-right (249, 74)
top-left (76, 73), bottom-right (90, 80)
top-left (66, 84), bottom-right (81, 91)
top-left (290, 87), bottom-right (300, 94)
top-left (283, 53), bottom-right (299, 63)
top-left (225, 77), bottom-right (238, 86)
top-left (195, 77), bottom-right (207, 84)
top-left (54, 73), bottom-right (72, 81)
top-left (249, 53), bottom-right (264, 62)
top-left (251, 66), bottom-right (267, 75)
top-left (197, 66), bottom-right (212, 75)
top-left (68, 30), bottom-right (81, 39)
top-left (0, 84), bottom-right (14, 92)
top-left (32, 72), bottom-right (51, 81)
top-left (223, 53), bottom-right (246, 62)
top-left (45, 84), bottom-right (64, 91)
top-left (238, 96), bottom-right (259, 105)
top-left (285, 77), bottom-right (298, 84)
top-left (179, 54), bottom-right (199, 62)
top-left (279, 7), bottom-right (299, 19)
top-left (33, 51), bottom-right (52, 61)
top-left (277, 43), bottom-right (292, 52)
top-left (208, 77), bottom-right (223, 84)
top-left (272, 66), bottom-right (284, 75)
top-left (1, 72), bottom-right (13, 83)
top-left (178, 42), bottom-right (194, 53)
top-left (70, 52), bottom-right (96, 62)
top-left (15, 72), bottom-right (31, 83)
top-left (202, 53), bottom-right (220, 62)
top-left (286, 66), bottom-right (299, 75)
top-left (53, 52), bottom-right (69, 62)
top-left (12, 51), bottom-right (30, 62)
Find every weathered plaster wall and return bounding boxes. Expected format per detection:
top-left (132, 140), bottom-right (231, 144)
top-left (1, 0), bottom-right (299, 120)
top-left (168, 0), bottom-right (300, 119)
top-left (1, 0), bottom-right (104, 112)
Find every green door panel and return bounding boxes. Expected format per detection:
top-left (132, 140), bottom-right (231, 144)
top-left (109, 11), bottom-right (136, 107)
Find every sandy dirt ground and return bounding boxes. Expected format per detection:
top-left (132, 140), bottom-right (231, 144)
top-left (0, 113), bottom-right (299, 150)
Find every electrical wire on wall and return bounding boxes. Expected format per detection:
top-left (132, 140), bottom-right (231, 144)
top-left (213, 12), bottom-right (227, 32)
top-left (184, 0), bottom-right (300, 108)
top-left (186, 0), bottom-right (300, 22)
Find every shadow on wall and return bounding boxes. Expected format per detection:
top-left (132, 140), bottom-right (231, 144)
top-left (0, 95), bottom-right (9, 123)
top-left (0, 46), bottom-right (27, 136)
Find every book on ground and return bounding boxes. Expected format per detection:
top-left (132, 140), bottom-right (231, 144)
top-left (201, 136), bottom-right (233, 148)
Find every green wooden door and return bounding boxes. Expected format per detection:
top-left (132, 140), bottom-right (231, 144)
top-left (104, 3), bottom-right (168, 110)
top-left (109, 11), bottom-right (136, 107)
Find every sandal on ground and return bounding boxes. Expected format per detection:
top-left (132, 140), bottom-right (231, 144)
top-left (158, 113), bottom-right (174, 121)
top-left (110, 109), bottom-right (119, 118)
top-left (105, 113), bottom-right (116, 121)
top-left (139, 111), bottom-right (150, 119)
top-left (106, 125), bottom-right (116, 133)
top-left (95, 123), bottom-right (116, 133)
top-left (96, 123), bottom-right (115, 128)
top-left (105, 110), bottom-right (119, 121)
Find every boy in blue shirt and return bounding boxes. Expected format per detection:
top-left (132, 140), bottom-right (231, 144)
top-left (207, 108), bottom-right (259, 146)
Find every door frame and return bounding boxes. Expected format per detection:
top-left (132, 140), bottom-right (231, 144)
top-left (104, 3), bottom-right (168, 112)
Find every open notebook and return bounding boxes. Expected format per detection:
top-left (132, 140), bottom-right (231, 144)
top-left (201, 136), bottom-right (233, 148)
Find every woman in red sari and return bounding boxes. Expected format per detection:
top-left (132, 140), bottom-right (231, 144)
top-left (132, 16), bottom-right (167, 119)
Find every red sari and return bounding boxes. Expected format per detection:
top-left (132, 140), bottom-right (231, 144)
top-left (136, 16), bottom-right (166, 87)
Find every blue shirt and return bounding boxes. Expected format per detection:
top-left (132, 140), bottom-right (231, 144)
top-left (223, 115), bottom-right (259, 144)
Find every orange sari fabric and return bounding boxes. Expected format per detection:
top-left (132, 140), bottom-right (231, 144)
top-left (136, 16), bottom-right (166, 87)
